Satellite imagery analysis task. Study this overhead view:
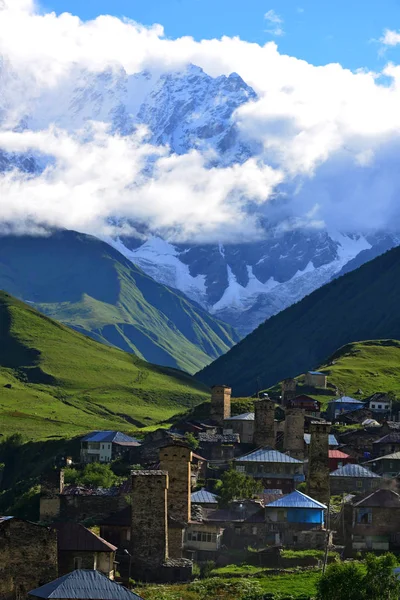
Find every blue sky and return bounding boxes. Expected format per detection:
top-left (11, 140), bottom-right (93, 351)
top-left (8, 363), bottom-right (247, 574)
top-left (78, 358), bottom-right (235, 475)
top-left (43, 0), bottom-right (400, 71)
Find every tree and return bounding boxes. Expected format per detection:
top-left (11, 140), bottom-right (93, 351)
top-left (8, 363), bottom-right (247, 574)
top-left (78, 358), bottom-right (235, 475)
top-left (317, 553), bottom-right (400, 600)
top-left (64, 463), bottom-right (121, 488)
top-left (215, 467), bottom-right (262, 507)
top-left (317, 561), bottom-right (366, 600)
top-left (184, 432), bottom-right (199, 450)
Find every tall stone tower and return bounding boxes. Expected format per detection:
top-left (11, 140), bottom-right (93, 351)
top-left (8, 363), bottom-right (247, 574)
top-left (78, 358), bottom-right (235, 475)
top-left (253, 397), bottom-right (275, 448)
top-left (39, 468), bottom-right (65, 521)
top-left (307, 421), bottom-right (331, 504)
top-left (281, 378), bottom-right (297, 406)
top-left (159, 443), bottom-right (192, 558)
top-left (284, 407), bottom-right (305, 460)
top-left (210, 385), bottom-right (231, 425)
top-left (131, 470), bottom-right (169, 573)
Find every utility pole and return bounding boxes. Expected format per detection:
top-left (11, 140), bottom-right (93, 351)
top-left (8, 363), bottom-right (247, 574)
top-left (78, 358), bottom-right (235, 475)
top-left (322, 498), bottom-right (331, 575)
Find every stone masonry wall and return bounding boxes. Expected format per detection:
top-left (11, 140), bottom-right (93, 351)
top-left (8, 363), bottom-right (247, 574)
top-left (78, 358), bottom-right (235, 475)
top-left (253, 398), bottom-right (275, 447)
top-left (0, 519), bottom-right (57, 600)
top-left (210, 386), bottom-right (231, 425)
top-left (307, 422), bottom-right (331, 504)
top-left (284, 408), bottom-right (305, 460)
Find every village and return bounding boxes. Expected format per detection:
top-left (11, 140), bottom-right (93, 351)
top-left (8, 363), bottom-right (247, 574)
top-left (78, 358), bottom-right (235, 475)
top-left (2, 372), bottom-right (400, 599)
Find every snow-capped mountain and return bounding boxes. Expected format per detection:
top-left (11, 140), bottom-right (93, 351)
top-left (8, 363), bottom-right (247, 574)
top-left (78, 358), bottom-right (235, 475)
top-left (1, 60), bottom-right (399, 337)
top-left (110, 229), bottom-right (400, 336)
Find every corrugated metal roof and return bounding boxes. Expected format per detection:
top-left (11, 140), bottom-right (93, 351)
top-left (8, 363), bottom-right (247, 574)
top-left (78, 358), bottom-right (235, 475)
top-left (304, 433), bottom-right (339, 446)
top-left (0, 516), bottom-right (14, 523)
top-left (374, 433), bottom-right (400, 445)
top-left (28, 569), bottom-right (143, 599)
top-left (191, 488), bottom-right (219, 504)
top-left (225, 412), bottom-right (255, 421)
top-left (265, 490), bottom-right (327, 509)
top-left (354, 489), bottom-right (400, 508)
top-left (308, 371), bottom-right (325, 376)
top-left (330, 463), bottom-right (381, 478)
top-left (328, 397), bottom-right (363, 405)
top-left (235, 448), bottom-right (303, 464)
top-left (51, 523), bottom-right (117, 552)
top-left (365, 451), bottom-right (400, 462)
top-left (329, 450), bottom-right (350, 459)
top-left (81, 431), bottom-right (139, 444)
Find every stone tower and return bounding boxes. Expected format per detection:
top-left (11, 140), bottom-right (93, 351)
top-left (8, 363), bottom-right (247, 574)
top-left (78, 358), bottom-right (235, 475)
top-left (210, 385), bottom-right (231, 425)
top-left (39, 468), bottom-right (65, 521)
top-left (306, 421), bottom-right (331, 504)
top-left (281, 378), bottom-right (297, 406)
top-left (253, 397), bottom-right (275, 447)
top-left (159, 443), bottom-right (192, 558)
top-left (284, 407), bottom-right (305, 460)
top-left (131, 470), bottom-right (169, 572)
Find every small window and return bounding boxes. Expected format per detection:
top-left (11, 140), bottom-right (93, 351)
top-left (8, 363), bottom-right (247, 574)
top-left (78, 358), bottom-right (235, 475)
top-left (378, 405), bottom-right (382, 410)
top-left (252, 526), bottom-right (257, 535)
top-left (356, 480), bottom-right (362, 488)
top-left (74, 557), bottom-right (82, 570)
top-left (236, 465), bottom-right (245, 473)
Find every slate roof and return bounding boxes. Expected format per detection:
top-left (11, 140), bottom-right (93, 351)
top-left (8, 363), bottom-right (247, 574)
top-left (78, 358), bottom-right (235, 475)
top-left (198, 432), bottom-right (240, 443)
top-left (304, 433), bottom-right (339, 446)
top-left (81, 431), bottom-right (140, 444)
top-left (373, 433), bottom-right (400, 445)
top-left (265, 490), bottom-right (327, 509)
top-left (235, 448), bottom-right (303, 463)
top-left (354, 489), bottom-right (400, 508)
top-left (191, 488), bottom-right (219, 504)
top-left (51, 522), bottom-right (117, 552)
top-left (328, 397), bottom-right (363, 405)
top-left (224, 412), bottom-right (255, 421)
top-left (330, 464), bottom-right (381, 478)
top-left (28, 569), bottom-right (143, 599)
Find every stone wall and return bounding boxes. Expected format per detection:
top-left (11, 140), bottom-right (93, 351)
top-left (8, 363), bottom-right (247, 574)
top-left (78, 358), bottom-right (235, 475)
top-left (210, 385), bottom-right (231, 425)
top-left (58, 494), bottom-right (128, 523)
top-left (284, 408), bottom-right (305, 460)
top-left (281, 379), bottom-right (297, 407)
top-left (253, 398), bottom-right (275, 447)
top-left (0, 518), bottom-right (57, 600)
top-left (307, 421), bottom-right (331, 504)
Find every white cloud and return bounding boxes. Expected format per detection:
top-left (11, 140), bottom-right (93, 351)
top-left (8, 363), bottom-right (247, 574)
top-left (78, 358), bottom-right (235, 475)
top-left (264, 9), bottom-right (284, 37)
top-left (380, 29), bottom-right (400, 47)
top-left (0, 1), bottom-right (400, 239)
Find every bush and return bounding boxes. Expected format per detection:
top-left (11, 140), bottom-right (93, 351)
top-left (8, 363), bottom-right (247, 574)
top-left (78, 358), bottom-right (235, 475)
top-left (200, 560), bottom-right (215, 579)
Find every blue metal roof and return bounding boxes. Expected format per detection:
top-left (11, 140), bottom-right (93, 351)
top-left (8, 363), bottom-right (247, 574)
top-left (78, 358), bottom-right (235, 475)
top-left (308, 371), bottom-right (325, 376)
top-left (81, 431), bottom-right (139, 444)
top-left (304, 433), bottom-right (339, 446)
top-left (330, 463), bottom-right (381, 478)
top-left (28, 570), bottom-right (143, 599)
top-left (235, 448), bottom-right (303, 464)
top-left (191, 488), bottom-right (219, 504)
top-left (225, 412), bottom-right (255, 421)
top-left (265, 490), bottom-right (327, 509)
top-left (328, 397), bottom-right (363, 405)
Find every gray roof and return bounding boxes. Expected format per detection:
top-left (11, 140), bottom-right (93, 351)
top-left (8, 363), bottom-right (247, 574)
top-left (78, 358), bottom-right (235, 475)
top-left (265, 490), bottom-right (326, 509)
top-left (81, 431), bottom-right (140, 444)
top-left (328, 397), bottom-right (363, 405)
top-left (191, 488), bottom-right (219, 504)
top-left (365, 451), bottom-right (400, 463)
top-left (28, 570), bottom-right (143, 599)
top-left (224, 412), bottom-right (255, 421)
top-left (304, 433), bottom-right (339, 446)
top-left (0, 516), bottom-right (14, 524)
top-left (330, 464), bottom-right (381, 478)
top-left (235, 448), bottom-right (303, 464)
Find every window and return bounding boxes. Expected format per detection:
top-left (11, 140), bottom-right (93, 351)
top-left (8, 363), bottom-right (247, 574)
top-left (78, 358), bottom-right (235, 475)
top-left (236, 465), bottom-right (245, 473)
top-left (74, 557), bottom-right (82, 570)
top-left (357, 509), bottom-right (372, 524)
top-left (252, 526), bottom-right (258, 535)
top-left (356, 480), bottom-right (363, 488)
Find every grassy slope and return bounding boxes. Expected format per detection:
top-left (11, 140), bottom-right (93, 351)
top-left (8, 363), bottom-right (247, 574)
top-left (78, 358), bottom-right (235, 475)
top-left (0, 231), bottom-right (239, 374)
top-left (198, 245), bottom-right (400, 396)
top-left (0, 291), bottom-right (209, 440)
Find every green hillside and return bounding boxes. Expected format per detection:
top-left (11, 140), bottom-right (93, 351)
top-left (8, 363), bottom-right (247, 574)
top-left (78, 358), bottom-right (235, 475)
top-left (0, 230), bottom-right (239, 374)
top-left (267, 339), bottom-right (400, 409)
top-left (197, 245), bottom-right (400, 396)
top-left (0, 291), bottom-right (209, 440)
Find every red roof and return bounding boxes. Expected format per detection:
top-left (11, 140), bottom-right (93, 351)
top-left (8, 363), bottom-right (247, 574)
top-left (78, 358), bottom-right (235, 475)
top-left (329, 450), bottom-right (350, 459)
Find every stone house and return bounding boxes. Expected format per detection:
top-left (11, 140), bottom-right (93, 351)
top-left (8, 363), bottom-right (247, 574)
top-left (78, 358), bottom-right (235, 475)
top-left (304, 371), bottom-right (327, 388)
top-left (365, 393), bottom-right (391, 414)
top-left (264, 490), bottom-right (327, 549)
top-left (234, 448), bottom-right (304, 493)
top-left (223, 412), bottom-right (255, 444)
top-left (363, 451), bottom-right (400, 478)
top-left (373, 432), bottom-right (400, 457)
top-left (289, 395), bottom-right (321, 416)
top-left (0, 516), bottom-right (58, 600)
top-left (348, 489), bottom-right (400, 553)
top-left (326, 397), bottom-right (364, 421)
top-left (51, 522), bottom-right (117, 579)
top-left (28, 569), bottom-right (143, 599)
top-left (330, 463), bottom-right (382, 495)
top-left (338, 426), bottom-right (384, 461)
top-left (198, 431), bottom-right (239, 462)
top-left (80, 431), bottom-right (140, 464)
